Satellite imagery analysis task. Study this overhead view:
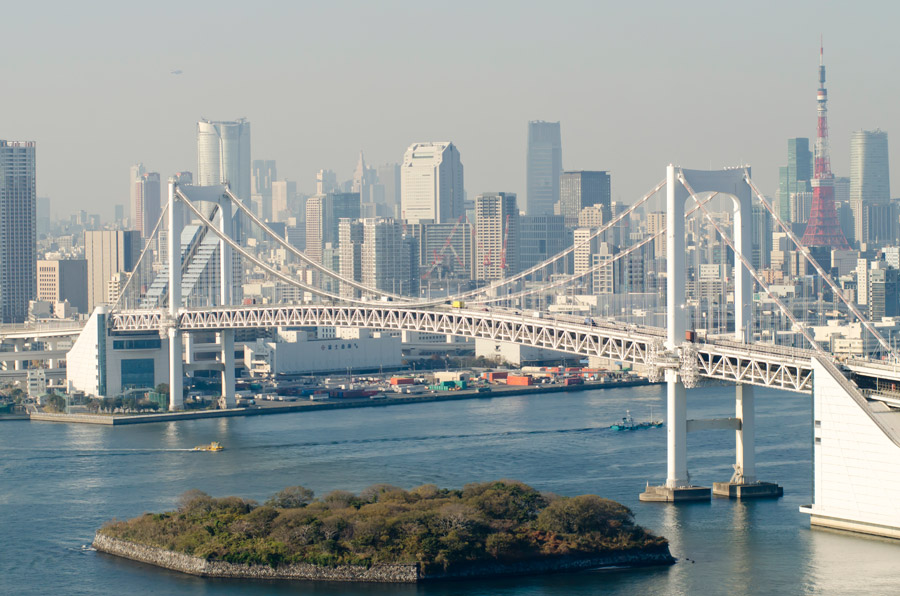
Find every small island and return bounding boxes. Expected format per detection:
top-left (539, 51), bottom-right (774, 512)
top-left (93, 480), bottom-right (674, 583)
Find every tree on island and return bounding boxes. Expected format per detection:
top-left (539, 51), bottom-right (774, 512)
top-left (98, 480), bottom-right (668, 573)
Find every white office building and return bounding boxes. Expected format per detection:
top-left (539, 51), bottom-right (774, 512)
top-left (400, 142), bottom-right (464, 224)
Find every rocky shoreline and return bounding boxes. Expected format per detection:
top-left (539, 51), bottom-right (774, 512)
top-left (93, 533), bottom-right (675, 583)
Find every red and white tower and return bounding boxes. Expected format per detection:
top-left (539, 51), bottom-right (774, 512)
top-left (800, 43), bottom-right (849, 249)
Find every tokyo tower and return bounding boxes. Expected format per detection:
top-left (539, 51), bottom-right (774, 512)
top-left (799, 43), bottom-right (850, 249)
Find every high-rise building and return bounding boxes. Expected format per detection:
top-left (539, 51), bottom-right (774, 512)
top-left (526, 121), bottom-right (562, 216)
top-left (36, 259), bottom-right (88, 313)
top-left (778, 138), bottom-right (813, 223)
top-left (647, 211), bottom-right (667, 260)
top-left (519, 215), bottom-right (569, 272)
top-left (129, 163), bottom-right (145, 228)
top-left (305, 195), bottom-right (325, 264)
top-left (339, 218), bottom-right (417, 297)
top-left (271, 180), bottom-right (296, 222)
top-left (0, 140), bottom-right (37, 323)
top-left (134, 172), bottom-right (161, 240)
top-left (305, 192), bottom-right (360, 265)
top-left (84, 230), bottom-right (140, 312)
top-left (848, 132), bottom-right (891, 246)
top-left (573, 227), bottom-right (601, 290)
top-left (559, 171), bottom-right (610, 227)
top-left (474, 192), bottom-right (519, 280)
top-left (851, 130), bottom-right (890, 205)
top-left (197, 119), bottom-right (251, 235)
top-left (352, 151), bottom-right (378, 204)
top-left (377, 163), bottom-right (401, 210)
top-left (415, 221), bottom-right (474, 280)
top-left (867, 261), bottom-right (899, 320)
top-left (751, 203), bottom-right (772, 270)
top-left (251, 159), bottom-right (277, 221)
top-left (316, 169), bottom-right (338, 195)
top-left (400, 142), bottom-right (464, 224)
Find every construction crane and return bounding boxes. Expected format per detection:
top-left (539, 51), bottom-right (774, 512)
top-left (422, 216), bottom-right (466, 279)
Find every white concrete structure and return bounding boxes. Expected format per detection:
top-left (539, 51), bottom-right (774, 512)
top-left (245, 328), bottom-right (401, 375)
top-left (475, 338), bottom-right (567, 366)
top-left (66, 307), bottom-right (169, 398)
top-left (657, 166), bottom-right (756, 494)
top-left (400, 142), bottom-right (463, 224)
top-left (801, 358), bottom-right (900, 538)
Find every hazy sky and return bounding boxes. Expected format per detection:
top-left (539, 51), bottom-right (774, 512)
top-left (4, 1), bottom-right (899, 220)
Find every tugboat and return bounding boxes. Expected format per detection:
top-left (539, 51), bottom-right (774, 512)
top-left (192, 441), bottom-right (224, 452)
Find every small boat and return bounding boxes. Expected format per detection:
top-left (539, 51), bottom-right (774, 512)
top-left (192, 441), bottom-right (224, 452)
top-left (610, 409), bottom-right (664, 431)
top-left (610, 411), bottom-right (636, 431)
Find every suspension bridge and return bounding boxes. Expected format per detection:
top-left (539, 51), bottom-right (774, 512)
top-left (53, 164), bottom-right (900, 540)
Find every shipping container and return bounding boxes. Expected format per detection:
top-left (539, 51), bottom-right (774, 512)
top-left (563, 377), bottom-right (584, 386)
top-left (506, 375), bottom-right (533, 386)
top-left (390, 377), bottom-right (414, 385)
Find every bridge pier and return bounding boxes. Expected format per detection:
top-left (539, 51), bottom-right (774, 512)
top-left (168, 328), bottom-right (184, 411)
top-left (713, 384), bottom-right (783, 499)
top-left (640, 371), bottom-right (711, 502)
top-left (220, 330), bottom-right (236, 409)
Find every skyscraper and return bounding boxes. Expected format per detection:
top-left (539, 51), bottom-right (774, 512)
top-left (352, 151), bottom-right (377, 204)
top-left (271, 180), bottom-right (296, 222)
top-left (129, 163), bottom-right (145, 228)
top-left (400, 142), bottom-right (464, 224)
top-left (84, 230), bottom-right (140, 312)
top-left (526, 121), bottom-right (562, 216)
top-left (559, 171), bottom-right (611, 227)
top-left (851, 130), bottom-right (890, 204)
top-left (777, 138), bottom-right (812, 223)
top-left (251, 159), bottom-right (277, 221)
top-left (0, 140), bottom-right (37, 323)
top-left (474, 192), bottom-right (519, 280)
top-left (197, 119), bottom-right (251, 233)
top-left (377, 163), bottom-right (401, 210)
top-left (305, 192), bottom-right (361, 265)
top-left (339, 218), bottom-right (417, 297)
top-left (134, 172), bottom-right (161, 240)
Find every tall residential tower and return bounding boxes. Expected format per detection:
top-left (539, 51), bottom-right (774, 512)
top-left (0, 141), bottom-right (37, 323)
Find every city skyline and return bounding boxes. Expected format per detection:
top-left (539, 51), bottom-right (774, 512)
top-left (3, 3), bottom-right (899, 219)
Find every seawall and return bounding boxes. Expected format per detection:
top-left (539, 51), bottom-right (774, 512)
top-left (36, 379), bottom-right (656, 426)
top-left (92, 533), bottom-right (419, 582)
top-left (92, 533), bottom-right (674, 583)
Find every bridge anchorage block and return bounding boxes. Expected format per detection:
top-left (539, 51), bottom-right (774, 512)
top-left (639, 484), bottom-right (711, 503)
top-left (712, 468), bottom-right (783, 499)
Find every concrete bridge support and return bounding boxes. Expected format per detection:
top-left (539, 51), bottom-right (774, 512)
top-left (713, 384), bottom-right (782, 498)
top-left (642, 165), bottom-right (781, 502)
top-left (167, 179), bottom-right (184, 411)
top-left (218, 198), bottom-right (236, 409)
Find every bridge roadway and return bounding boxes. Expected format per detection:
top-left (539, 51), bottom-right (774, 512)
top-left (110, 305), bottom-right (817, 393)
